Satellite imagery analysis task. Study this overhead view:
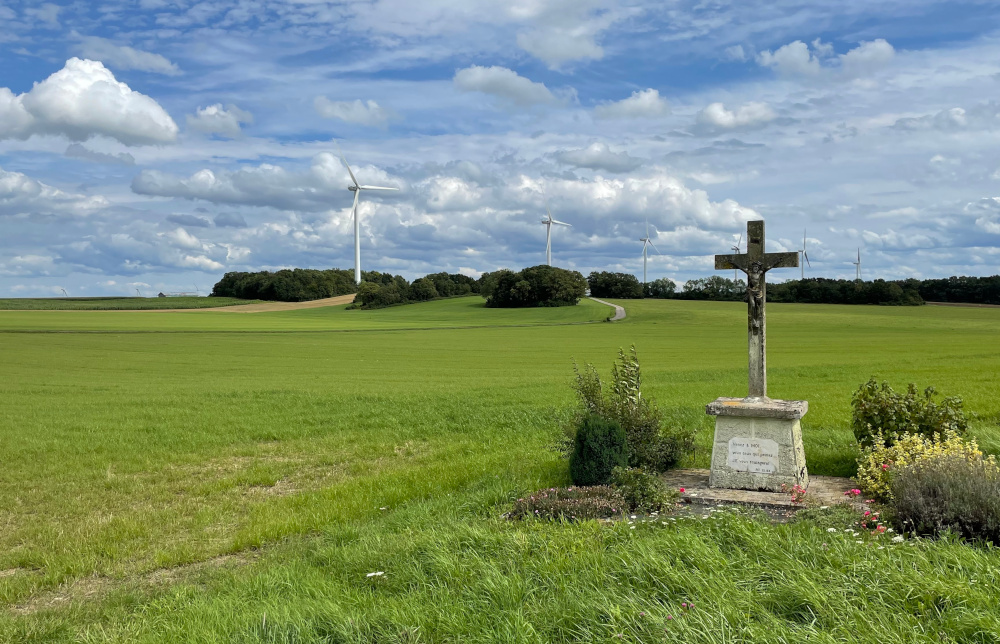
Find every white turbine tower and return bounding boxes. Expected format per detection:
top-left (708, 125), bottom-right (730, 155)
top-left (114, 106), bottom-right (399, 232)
top-left (853, 248), bottom-right (862, 282)
top-left (639, 220), bottom-right (660, 284)
top-left (799, 229), bottom-right (811, 280)
top-left (542, 205), bottom-right (571, 266)
top-left (730, 233), bottom-right (742, 281)
top-left (338, 146), bottom-right (399, 284)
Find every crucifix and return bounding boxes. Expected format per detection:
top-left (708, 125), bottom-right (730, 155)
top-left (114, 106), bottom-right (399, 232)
top-left (715, 220), bottom-right (798, 401)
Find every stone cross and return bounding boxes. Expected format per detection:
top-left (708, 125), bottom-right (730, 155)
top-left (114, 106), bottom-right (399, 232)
top-left (714, 220), bottom-right (798, 400)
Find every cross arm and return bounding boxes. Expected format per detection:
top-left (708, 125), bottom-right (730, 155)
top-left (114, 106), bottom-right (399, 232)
top-left (763, 252), bottom-right (799, 270)
top-left (715, 254), bottom-right (750, 271)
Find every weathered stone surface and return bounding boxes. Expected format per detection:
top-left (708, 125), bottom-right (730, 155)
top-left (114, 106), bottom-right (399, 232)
top-left (707, 404), bottom-right (808, 492)
top-left (706, 397), bottom-right (807, 419)
top-left (660, 469), bottom-right (868, 512)
top-left (714, 220), bottom-right (798, 399)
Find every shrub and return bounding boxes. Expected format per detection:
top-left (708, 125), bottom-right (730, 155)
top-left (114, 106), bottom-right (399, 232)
top-left (851, 378), bottom-right (968, 448)
top-left (587, 271), bottom-right (644, 299)
top-left (569, 415), bottom-right (628, 486)
top-left (610, 467), bottom-right (676, 513)
top-left (572, 346), bottom-right (695, 471)
top-left (891, 455), bottom-right (1000, 543)
top-left (856, 429), bottom-right (996, 501)
top-left (409, 278), bottom-right (439, 302)
top-left (644, 277), bottom-right (676, 298)
top-left (508, 486), bottom-right (627, 520)
top-left (484, 265), bottom-right (587, 308)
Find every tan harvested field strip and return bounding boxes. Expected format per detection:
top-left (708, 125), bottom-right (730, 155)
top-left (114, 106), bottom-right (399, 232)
top-left (10, 294), bottom-right (358, 313)
top-left (185, 294), bottom-right (357, 313)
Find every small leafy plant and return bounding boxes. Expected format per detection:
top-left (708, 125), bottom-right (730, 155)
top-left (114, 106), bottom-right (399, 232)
top-left (572, 346), bottom-right (695, 471)
top-left (851, 378), bottom-right (968, 448)
top-left (610, 467), bottom-right (677, 513)
top-left (508, 486), bottom-right (627, 520)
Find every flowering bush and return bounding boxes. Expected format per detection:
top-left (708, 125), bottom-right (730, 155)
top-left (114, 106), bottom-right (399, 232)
top-left (891, 454), bottom-right (1000, 543)
top-left (508, 486), bottom-right (627, 520)
top-left (856, 429), bottom-right (997, 501)
top-left (781, 483), bottom-right (807, 504)
top-left (851, 378), bottom-right (968, 448)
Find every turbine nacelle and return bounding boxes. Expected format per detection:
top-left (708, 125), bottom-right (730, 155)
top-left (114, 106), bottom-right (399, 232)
top-left (348, 185), bottom-right (359, 192)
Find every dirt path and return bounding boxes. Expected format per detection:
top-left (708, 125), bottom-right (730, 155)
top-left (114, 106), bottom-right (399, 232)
top-left (588, 297), bottom-right (626, 321)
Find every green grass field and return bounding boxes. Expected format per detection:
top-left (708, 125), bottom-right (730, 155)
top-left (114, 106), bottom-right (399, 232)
top-left (0, 297), bottom-right (263, 310)
top-left (3, 297), bottom-right (1000, 642)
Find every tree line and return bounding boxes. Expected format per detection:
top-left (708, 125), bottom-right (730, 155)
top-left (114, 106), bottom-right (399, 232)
top-left (211, 265), bottom-right (588, 309)
top-left (587, 272), bottom-right (1000, 306)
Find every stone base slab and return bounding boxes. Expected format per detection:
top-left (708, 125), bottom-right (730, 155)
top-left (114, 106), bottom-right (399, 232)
top-left (705, 397), bottom-right (808, 492)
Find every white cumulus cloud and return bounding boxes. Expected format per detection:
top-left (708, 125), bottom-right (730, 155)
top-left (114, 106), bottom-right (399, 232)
top-left (0, 166), bottom-right (108, 217)
top-left (186, 103), bottom-right (253, 138)
top-left (757, 40), bottom-right (821, 76)
top-left (840, 39), bottom-right (895, 78)
top-left (0, 58), bottom-right (179, 146)
top-left (696, 102), bottom-right (776, 131)
top-left (74, 35), bottom-right (181, 76)
top-left (555, 142), bottom-right (642, 173)
top-left (453, 65), bottom-right (560, 106)
top-left (594, 88), bottom-right (669, 119)
top-left (314, 98), bottom-right (394, 127)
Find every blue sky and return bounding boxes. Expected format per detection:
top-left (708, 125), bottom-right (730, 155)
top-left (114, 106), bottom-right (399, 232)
top-left (2, 0), bottom-right (1000, 296)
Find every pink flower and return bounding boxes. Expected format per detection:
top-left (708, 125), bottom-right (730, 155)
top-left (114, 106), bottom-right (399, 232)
top-left (679, 487), bottom-right (686, 493)
top-left (881, 463), bottom-right (890, 470)
top-left (666, 615), bottom-right (673, 620)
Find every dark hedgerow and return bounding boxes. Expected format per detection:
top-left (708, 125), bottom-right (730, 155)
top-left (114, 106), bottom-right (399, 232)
top-left (569, 415), bottom-right (628, 486)
top-left (890, 455), bottom-right (1000, 544)
top-left (507, 486), bottom-right (627, 521)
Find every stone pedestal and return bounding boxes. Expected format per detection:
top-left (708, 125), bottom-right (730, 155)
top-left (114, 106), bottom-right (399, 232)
top-left (705, 397), bottom-right (808, 492)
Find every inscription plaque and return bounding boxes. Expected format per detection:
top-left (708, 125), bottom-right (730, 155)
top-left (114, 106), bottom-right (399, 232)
top-left (727, 437), bottom-right (778, 474)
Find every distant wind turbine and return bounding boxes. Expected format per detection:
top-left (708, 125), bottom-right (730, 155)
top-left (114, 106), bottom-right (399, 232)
top-left (799, 229), bottom-right (811, 280)
top-left (136, 288), bottom-right (142, 297)
top-left (639, 220), bottom-right (660, 284)
top-left (853, 248), bottom-right (862, 282)
top-left (542, 204), bottom-right (571, 266)
top-left (60, 288), bottom-right (68, 297)
top-left (339, 145), bottom-right (399, 284)
top-left (730, 233), bottom-right (742, 281)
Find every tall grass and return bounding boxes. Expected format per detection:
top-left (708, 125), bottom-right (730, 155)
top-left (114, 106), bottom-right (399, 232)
top-left (2, 298), bottom-right (1000, 641)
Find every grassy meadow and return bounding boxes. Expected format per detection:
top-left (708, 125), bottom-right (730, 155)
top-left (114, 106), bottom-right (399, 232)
top-left (0, 297), bottom-right (265, 310)
top-left (3, 297), bottom-right (1000, 642)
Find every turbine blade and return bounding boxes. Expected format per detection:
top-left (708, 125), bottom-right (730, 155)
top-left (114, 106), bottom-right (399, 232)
top-left (804, 251), bottom-right (811, 267)
top-left (552, 220), bottom-right (571, 226)
top-left (337, 144), bottom-right (360, 188)
top-left (649, 241), bottom-right (660, 255)
top-left (358, 185), bottom-right (399, 191)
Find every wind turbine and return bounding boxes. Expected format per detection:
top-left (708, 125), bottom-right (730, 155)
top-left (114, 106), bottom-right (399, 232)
top-left (339, 146), bottom-right (399, 284)
top-left (730, 233), bottom-right (742, 281)
top-left (799, 229), bottom-right (811, 280)
top-left (541, 205), bottom-right (571, 266)
top-left (852, 248), bottom-right (862, 282)
top-left (136, 288), bottom-right (142, 297)
top-left (639, 220), bottom-right (660, 284)
top-left (60, 288), bottom-right (68, 297)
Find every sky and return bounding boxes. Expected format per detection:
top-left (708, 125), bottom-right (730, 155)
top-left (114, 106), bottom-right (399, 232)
top-left (2, 0), bottom-right (1000, 297)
